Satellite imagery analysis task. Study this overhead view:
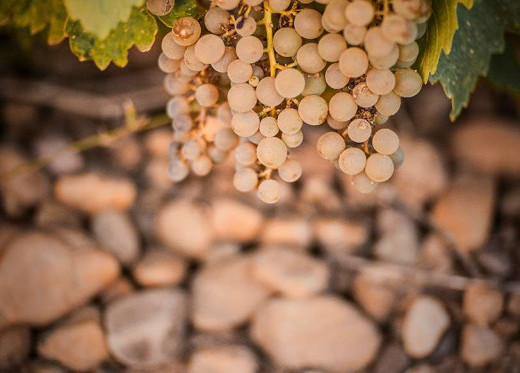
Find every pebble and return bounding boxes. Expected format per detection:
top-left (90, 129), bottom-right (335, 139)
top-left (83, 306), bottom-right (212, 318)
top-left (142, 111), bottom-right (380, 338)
top-left (156, 199), bottom-right (213, 259)
top-left (373, 342), bottom-right (409, 373)
top-left (251, 296), bottom-right (381, 372)
top-left (99, 276), bottom-right (135, 305)
top-left (392, 135), bottom-right (448, 208)
top-left (463, 282), bottom-right (503, 325)
top-left (192, 255), bottom-right (271, 331)
top-left (261, 217), bottom-right (312, 248)
top-left (507, 294), bottom-right (520, 317)
top-left (34, 200), bottom-right (83, 228)
top-left (37, 319), bottom-right (109, 372)
top-left (0, 326), bottom-right (31, 370)
top-left (352, 272), bottom-right (396, 322)
top-left (144, 129), bottom-right (173, 158)
top-left (402, 296), bottom-right (450, 358)
top-left (55, 173), bottom-right (136, 213)
top-left (431, 174), bottom-right (496, 252)
top-left (105, 288), bottom-right (187, 368)
top-left (210, 198), bottom-right (263, 243)
top-left (313, 218), bottom-right (368, 257)
top-left (132, 250), bottom-right (187, 287)
top-left (92, 209), bottom-right (140, 266)
top-left (0, 231), bottom-right (119, 327)
top-left (453, 118), bottom-right (520, 177)
top-left (111, 136), bottom-right (142, 170)
top-left (374, 209), bottom-right (418, 265)
top-left (418, 234), bottom-right (453, 273)
top-left (188, 345), bottom-right (258, 373)
top-left (461, 324), bottom-right (502, 367)
top-left (252, 246), bottom-right (329, 298)
top-left (145, 158), bottom-right (172, 189)
top-left (34, 136), bottom-right (84, 175)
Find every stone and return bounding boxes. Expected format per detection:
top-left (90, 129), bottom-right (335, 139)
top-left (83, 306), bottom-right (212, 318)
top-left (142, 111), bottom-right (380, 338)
top-left (92, 209), bottom-right (140, 266)
top-left (374, 209), bottom-right (418, 265)
top-left (34, 136), bottom-right (85, 175)
top-left (210, 198), bottom-right (263, 243)
top-left (99, 277), bottom-right (134, 305)
top-left (111, 136), bottom-right (142, 170)
top-left (463, 282), bottom-right (504, 325)
top-left (252, 246), bottom-right (329, 298)
top-left (251, 296), bottom-right (381, 372)
top-left (34, 200), bottom-right (83, 228)
top-left (261, 218), bottom-right (312, 248)
top-left (105, 288), bottom-right (187, 368)
top-left (373, 342), bottom-right (409, 373)
top-left (352, 272), bottom-right (397, 322)
top-left (188, 346), bottom-right (258, 373)
top-left (0, 326), bottom-right (31, 370)
top-left (404, 365), bottom-right (435, 373)
top-left (461, 324), bottom-right (502, 367)
top-left (192, 255), bottom-right (271, 332)
top-left (314, 218), bottom-right (368, 257)
top-left (431, 174), bottom-right (496, 252)
top-left (38, 319), bottom-right (109, 372)
top-left (0, 231), bottom-right (119, 327)
top-left (157, 199), bottom-right (213, 259)
top-left (145, 158), bottom-right (172, 189)
top-left (144, 129), bottom-right (173, 158)
top-left (402, 296), bottom-right (450, 359)
top-left (507, 294), bottom-right (520, 317)
top-left (55, 173), bottom-right (136, 213)
top-left (453, 118), bottom-right (520, 177)
top-left (418, 234), bottom-right (453, 273)
top-left (132, 250), bottom-right (187, 287)
top-left (392, 135), bottom-right (448, 208)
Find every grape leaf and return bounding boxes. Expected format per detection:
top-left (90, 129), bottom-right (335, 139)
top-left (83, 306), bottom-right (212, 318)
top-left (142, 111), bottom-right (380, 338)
top-left (486, 37), bottom-right (520, 96)
top-left (63, 0), bottom-right (144, 40)
top-left (67, 6), bottom-right (157, 70)
top-left (431, 0), bottom-right (520, 120)
top-left (158, 0), bottom-right (203, 27)
top-left (415, 0), bottom-right (473, 83)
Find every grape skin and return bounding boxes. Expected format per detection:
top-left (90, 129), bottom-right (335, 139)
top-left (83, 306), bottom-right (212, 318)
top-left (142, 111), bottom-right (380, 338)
top-left (352, 172), bottom-right (377, 193)
top-left (274, 68), bottom-right (305, 99)
top-left (338, 147), bottom-right (366, 175)
top-left (231, 111), bottom-right (260, 137)
top-left (372, 128), bottom-right (400, 155)
top-left (317, 132), bottom-right (346, 161)
top-left (366, 68), bottom-right (396, 95)
top-left (329, 92), bottom-right (357, 122)
top-left (347, 118), bottom-right (372, 143)
top-left (273, 28), bottom-right (302, 57)
top-left (257, 179), bottom-right (281, 204)
top-left (365, 153), bottom-right (395, 182)
top-left (339, 48), bottom-right (369, 78)
top-left (298, 95), bottom-right (328, 126)
top-left (277, 108), bottom-right (303, 135)
top-left (296, 43), bottom-right (327, 74)
top-left (259, 117), bottom-right (279, 137)
top-left (227, 83), bottom-right (257, 112)
top-left (278, 159), bottom-right (302, 183)
top-left (256, 77), bottom-right (285, 108)
top-left (294, 9), bottom-right (324, 39)
top-left (257, 137), bottom-right (288, 169)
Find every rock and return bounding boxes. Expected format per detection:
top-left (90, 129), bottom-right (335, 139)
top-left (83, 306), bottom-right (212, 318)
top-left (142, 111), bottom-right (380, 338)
top-left (210, 198), bottom-right (263, 243)
top-left (192, 255), bottom-right (271, 332)
top-left (392, 135), bottom-right (448, 208)
top-left (252, 246), bottom-right (329, 298)
top-left (314, 218), bottom-right (368, 257)
top-left (111, 136), bottom-right (142, 170)
top-left (402, 296), bottom-right (450, 359)
top-left (92, 209), bottom-right (140, 266)
top-left (0, 224), bottom-right (18, 255)
top-left (261, 218), bottom-right (312, 248)
top-left (463, 282), bottom-right (503, 326)
top-left (0, 148), bottom-right (50, 216)
top-left (188, 346), bottom-right (258, 373)
top-left (34, 200), bottom-right (83, 228)
top-left (34, 136), bottom-right (84, 175)
top-left (206, 242), bottom-right (241, 263)
top-left (507, 294), bottom-right (520, 317)
top-left (0, 326), bottom-right (31, 370)
top-left (0, 231), bottom-right (119, 327)
top-left (105, 288), bottom-right (187, 368)
top-left (99, 277), bottom-right (134, 305)
top-left (418, 234), bottom-right (453, 273)
top-left (453, 118), bottom-right (520, 177)
top-left (21, 360), bottom-right (67, 373)
top-left (157, 199), bottom-right (213, 259)
top-left (132, 250), bottom-right (187, 287)
top-left (373, 342), bottom-right (409, 373)
top-left (38, 319), bottom-right (109, 372)
top-left (302, 175), bottom-right (343, 211)
top-left (352, 272), bottom-right (397, 322)
top-left (404, 365), bottom-right (435, 373)
top-left (374, 209), bottom-right (419, 265)
top-left (461, 324), bottom-right (502, 367)
top-left (431, 174), bottom-right (496, 252)
top-left (144, 129), bottom-right (173, 158)
top-left (55, 173), bottom-right (136, 213)
top-left (251, 296), bottom-right (381, 372)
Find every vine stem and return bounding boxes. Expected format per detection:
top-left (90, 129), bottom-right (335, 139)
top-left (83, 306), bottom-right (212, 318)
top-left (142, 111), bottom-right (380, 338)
top-left (263, 1), bottom-right (277, 77)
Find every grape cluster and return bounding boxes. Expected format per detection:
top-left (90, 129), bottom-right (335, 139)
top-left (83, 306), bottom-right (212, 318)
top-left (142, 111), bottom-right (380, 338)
top-left (158, 0), bottom-right (431, 202)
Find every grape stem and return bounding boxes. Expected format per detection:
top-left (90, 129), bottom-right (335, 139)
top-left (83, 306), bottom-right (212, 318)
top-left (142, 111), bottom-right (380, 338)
top-left (263, 1), bottom-right (277, 77)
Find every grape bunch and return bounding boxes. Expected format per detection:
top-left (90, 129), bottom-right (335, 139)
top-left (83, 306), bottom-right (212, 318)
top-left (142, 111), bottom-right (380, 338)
top-left (158, 0), bottom-right (431, 203)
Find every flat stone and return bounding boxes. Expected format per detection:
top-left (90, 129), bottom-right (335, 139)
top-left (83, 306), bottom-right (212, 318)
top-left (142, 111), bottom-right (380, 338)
top-left (463, 282), bottom-right (503, 325)
top-left (210, 198), bottom-right (264, 243)
top-left (132, 250), bottom-right (187, 287)
top-left (261, 218), bottom-right (312, 248)
top-left (461, 324), bottom-right (502, 367)
top-left (314, 218), bottom-right (368, 257)
top-left (352, 272), bottom-right (397, 322)
top-left (188, 345), bottom-right (258, 373)
top-left (0, 326), bottom-right (31, 370)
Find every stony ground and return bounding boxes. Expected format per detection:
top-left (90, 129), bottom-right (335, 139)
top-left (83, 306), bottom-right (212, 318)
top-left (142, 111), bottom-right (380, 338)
top-left (0, 46), bottom-right (520, 373)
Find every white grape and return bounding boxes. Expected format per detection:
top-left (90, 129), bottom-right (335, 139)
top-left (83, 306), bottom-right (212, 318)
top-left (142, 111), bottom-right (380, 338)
top-left (214, 0), bottom-right (240, 10)
top-left (269, 0), bottom-right (291, 11)
top-left (375, 92), bottom-right (401, 116)
top-left (168, 159), bottom-right (189, 182)
top-left (329, 92), bottom-right (357, 122)
top-left (273, 28), bottom-right (302, 57)
top-left (390, 147), bottom-right (404, 169)
top-left (256, 77), bottom-right (284, 107)
top-left (339, 47), bottom-right (369, 78)
top-left (352, 82), bottom-right (379, 108)
top-left (318, 33), bottom-right (347, 62)
top-left (162, 32), bottom-right (187, 59)
top-left (393, 68), bottom-right (422, 97)
top-left (351, 171), bottom-right (377, 193)
top-left (204, 7), bottom-right (230, 34)
top-left (236, 17), bottom-right (257, 37)
top-left (343, 23), bottom-right (366, 45)
top-left (227, 83), bottom-right (257, 112)
top-left (146, 0), bottom-right (174, 16)
top-left (195, 84), bottom-right (219, 107)
top-left (184, 45), bottom-right (208, 71)
top-left (347, 118), bottom-right (372, 143)
top-left (393, 0), bottom-right (431, 22)
top-left (164, 74), bottom-right (189, 95)
top-left (302, 73), bottom-right (327, 96)
top-left (277, 108), bottom-right (303, 135)
top-left (212, 47), bottom-right (237, 73)
top-left (372, 128), bottom-right (400, 155)
top-left (172, 114), bottom-right (193, 132)
top-left (234, 141), bottom-right (257, 166)
top-left (325, 63), bottom-right (349, 90)
top-left (259, 116), bottom-right (279, 137)
top-left (298, 95), bottom-right (328, 125)
top-left (327, 115), bottom-right (348, 130)
top-left (366, 68), bottom-right (396, 95)
top-left (192, 155), bottom-right (213, 176)
top-left (181, 140), bottom-right (202, 160)
top-left (338, 147), bottom-right (366, 175)
top-left (296, 43), bottom-right (326, 74)
top-left (180, 60), bottom-right (198, 77)
top-left (214, 127), bottom-right (238, 151)
top-left (281, 131), bottom-right (304, 148)
top-left (345, 0), bottom-right (374, 26)
top-left (217, 102), bottom-right (233, 124)
top-left (231, 110), bottom-right (260, 137)
top-left (381, 14), bottom-right (417, 45)
top-left (248, 131), bottom-right (264, 145)
top-left (365, 153), bottom-right (394, 182)
top-left (208, 145), bottom-right (227, 163)
top-left (369, 45), bottom-right (399, 69)
top-left (194, 36), bottom-right (226, 64)
top-left (227, 59), bottom-right (253, 83)
top-left (172, 17), bottom-right (201, 46)
top-left (257, 137), bottom-right (287, 168)
top-left (322, 0), bottom-right (348, 32)
top-left (236, 36), bottom-right (264, 63)
top-left (257, 179), bottom-right (281, 204)
top-left (158, 53), bottom-right (180, 73)
top-left (274, 68), bottom-right (305, 98)
top-left (317, 131), bottom-right (346, 160)
top-left (167, 96), bottom-right (190, 118)
top-left (397, 42), bottom-right (420, 68)
top-left (278, 159), bottom-right (302, 183)
top-left (364, 27), bottom-right (396, 58)
top-left (233, 167), bottom-right (258, 192)
top-left (294, 9), bottom-right (324, 39)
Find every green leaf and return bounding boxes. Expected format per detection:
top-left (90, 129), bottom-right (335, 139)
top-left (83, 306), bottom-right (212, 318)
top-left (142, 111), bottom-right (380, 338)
top-left (431, 0), bottom-right (520, 120)
top-left (158, 0), bottom-right (203, 27)
top-left (416, 0), bottom-right (473, 82)
top-left (67, 6), bottom-right (157, 70)
top-left (486, 37), bottom-right (520, 96)
top-left (63, 0), bottom-right (144, 39)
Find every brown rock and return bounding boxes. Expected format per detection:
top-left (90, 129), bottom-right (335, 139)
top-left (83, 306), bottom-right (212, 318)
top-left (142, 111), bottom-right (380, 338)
top-left (34, 200), bottom-right (83, 228)
top-left (352, 272), bottom-right (397, 322)
top-left (463, 282), bottom-right (504, 325)
top-left (55, 173), bottom-right (136, 213)
top-left (192, 255), bottom-right (271, 332)
top-left (507, 294), bottom-right (520, 317)
top-left (210, 198), bottom-right (263, 243)
top-left (105, 288), bottom-right (187, 368)
top-left (431, 174), bottom-right (496, 252)
top-left (314, 218), bottom-right (368, 257)
top-left (374, 209), bottom-right (418, 265)
top-left (144, 158), bottom-right (172, 189)
top-left (461, 324), bottom-right (502, 367)
top-left (157, 199), bottom-right (213, 259)
top-left (21, 360), bottom-right (67, 373)
top-left (132, 250), bottom-right (187, 287)
top-left (261, 218), bottom-right (312, 248)
top-left (0, 231), bottom-right (119, 327)
top-left (418, 234), bottom-right (453, 273)
top-left (251, 296), bottom-right (381, 372)
top-left (38, 319), bottom-right (109, 372)
top-left (373, 342), bottom-right (409, 373)
top-left (253, 246), bottom-right (329, 298)
top-left (92, 209), bottom-right (140, 266)
top-left (0, 326), bottom-right (31, 370)
top-left (453, 118), bottom-right (520, 177)
top-left (99, 277), bottom-right (135, 305)
top-left (402, 296), bottom-right (450, 359)
top-left (188, 346), bottom-right (258, 373)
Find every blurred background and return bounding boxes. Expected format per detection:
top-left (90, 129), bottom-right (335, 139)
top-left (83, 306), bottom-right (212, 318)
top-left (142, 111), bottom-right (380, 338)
top-left (0, 24), bottom-right (519, 373)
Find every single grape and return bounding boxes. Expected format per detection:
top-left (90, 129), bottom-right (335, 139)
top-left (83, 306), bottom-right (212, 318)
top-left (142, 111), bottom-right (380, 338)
top-left (212, 47), bottom-right (237, 73)
top-left (365, 153), bottom-right (394, 182)
top-left (393, 0), bottom-right (432, 21)
top-left (322, 0), bottom-right (348, 32)
top-left (274, 68), bottom-right (305, 98)
top-left (213, 0), bottom-right (240, 10)
top-left (227, 83), bottom-right (257, 112)
top-left (372, 128), bottom-right (400, 155)
top-left (374, 113), bottom-right (389, 125)
top-left (231, 110), bottom-right (260, 137)
top-left (318, 33), bottom-right (347, 62)
top-left (181, 140), bottom-right (202, 160)
top-left (344, 0), bottom-right (374, 26)
top-left (172, 17), bottom-right (201, 46)
top-left (192, 155), bottom-right (213, 176)
top-left (204, 7), bottom-right (230, 34)
top-left (366, 68), bottom-right (396, 95)
top-left (347, 118), bottom-right (372, 143)
top-left (375, 92), bottom-right (401, 116)
top-left (278, 159), bottom-right (302, 183)
top-left (343, 23), bottom-right (367, 46)
top-left (339, 47), bottom-right (369, 78)
top-left (352, 82), bottom-right (379, 108)
top-left (172, 114), bottom-right (193, 132)
top-left (393, 68), bottom-right (422, 97)
top-left (158, 53), bottom-right (181, 73)
top-left (233, 167), bottom-right (258, 192)
top-left (168, 159), bottom-right (189, 182)
top-left (369, 45), bottom-right (399, 69)
top-left (317, 132), bottom-right (346, 160)
top-left (236, 16), bottom-right (257, 37)
top-left (227, 59), bottom-right (253, 83)
top-left (325, 63), bottom-right (349, 90)
top-left (329, 92), bottom-right (357, 122)
top-left (234, 141), bottom-right (257, 166)
top-left (259, 116), bottom-right (279, 137)
top-left (236, 36), bottom-right (264, 63)
top-left (184, 45), bottom-right (208, 72)
top-left (364, 27), bottom-right (396, 58)
top-left (397, 42), bottom-right (420, 68)
top-left (327, 115), bottom-right (348, 130)
top-left (338, 147), bottom-right (366, 175)
top-left (302, 73), bottom-right (327, 96)
top-left (389, 147), bottom-right (405, 168)
top-left (298, 95), bottom-right (328, 125)
top-left (269, 0), bottom-right (291, 11)
top-left (296, 43), bottom-right (326, 74)
top-left (277, 108), bottom-right (303, 135)
top-left (214, 127), bottom-right (238, 151)
top-left (273, 28), bottom-right (302, 57)
top-left (381, 14), bottom-right (417, 45)
top-left (294, 9), bottom-right (324, 39)
top-left (244, 0), bottom-right (263, 5)
top-left (167, 96), bottom-right (190, 118)
top-left (281, 130), bottom-right (304, 148)
top-left (162, 33), bottom-right (187, 59)
top-left (146, 0), bottom-right (174, 16)
top-left (208, 145), bottom-right (228, 163)
top-left (256, 77), bottom-right (285, 107)
top-left (195, 84), bottom-right (219, 107)
top-left (164, 74), bottom-right (189, 95)
top-left (257, 137), bottom-right (288, 168)
top-left (248, 131), bottom-right (265, 145)
top-left (351, 171), bottom-right (377, 193)
top-left (257, 179), bottom-right (281, 204)
top-left (179, 60), bottom-right (198, 77)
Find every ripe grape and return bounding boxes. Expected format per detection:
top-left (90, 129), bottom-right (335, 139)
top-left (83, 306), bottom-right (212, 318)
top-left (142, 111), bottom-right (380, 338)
top-left (233, 167), bottom-right (258, 192)
top-left (158, 53), bottom-right (181, 73)
top-left (257, 137), bottom-right (288, 168)
top-left (259, 116), bottom-right (279, 137)
top-left (195, 84), bottom-right (219, 107)
top-left (296, 43), bottom-right (326, 74)
top-left (347, 118), bottom-right (372, 143)
top-left (228, 83), bottom-right (257, 112)
top-left (273, 28), bottom-right (302, 57)
top-left (231, 110), bottom-right (260, 137)
top-left (214, 0), bottom-right (240, 10)
top-left (372, 128), bottom-right (400, 155)
top-left (236, 36), bottom-right (264, 63)
top-left (281, 130), bottom-right (304, 148)
top-left (214, 128), bottom-right (238, 151)
top-left (318, 33), bottom-right (347, 62)
top-left (164, 74), bottom-right (189, 95)
top-left (172, 114), bottom-right (193, 132)
top-left (294, 9), bottom-right (324, 39)
top-left (146, 0), bottom-right (174, 16)
top-left (248, 131), bottom-right (265, 145)
top-left (278, 159), bottom-right (302, 183)
top-left (162, 33), bottom-right (187, 59)
top-left (369, 45), bottom-right (399, 69)
top-left (390, 147), bottom-right (405, 168)
top-left (192, 155), bottom-right (213, 176)
top-left (168, 159), bottom-right (189, 182)
top-left (256, 77), bottom-right (284, 107)
top-left (184, 45), bottom-right (208, 71)
top-left (393, 68), bottom-right (422, 97)
top-left (345, 0), bottom-right (375, 27)
top-left (269, 0), bottom-right (291, 11)
top-left (365, 153), bottom-right (394, 182)
top-left (393, 0), bottom-right (431, 21)
top-left (329, 92), bottom-right (357, 122)
top-left (327, 116), bottom-right (348, 130)
top-left (364, 27), bottom-right (396, 58)
top-left (381, 14), bottom-right (417, 45)
top-left (277, 108), bottom-right (303, 135)
top-left (167, 96), bottom-right (190, 118)
top-left (366, 68), bottom-right (396, 95)
top-left (317, 132), bottom-right (346, 160)
top-left (257, 179), bottom-right (281, 204)
top-left (227, 59), bottom-right (253, 83)
top-left (351, 171), bottom-right (377, 193)
top-left (375, 92), bottom-right (401, 116)
top-left (343, 23), bottom-right (366, 45)
top-left (236, 17), bottom-right (257, 37)
top-left (172, 17), bottom-right (201, 46)
top-left (339, 47), bottom-right (369, 78)
top-left (204, 7), bottom-right (230, 34)
top-left (234, 142), bottom-right (257, 166)
top-left (397, 42), bottom-right (420, 68)
top-left (352, 82), bottom-right (379, 108)
top-left (298, 95), bottom-right (328, 125)
top-left (338, 147), bottom-right (366, 175)
top-left (211, 46), bottom-right (237, 73)
top-left (325, 63), bottom-right (349, 90)
top-left (274, 68), bottom-right (305, 98)
top-left (302, 73), bottom-right (327, 96)
top-left (322, 0), bottom-right (348, 32)
top-left (181, 140), bottom-right (202, 160)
